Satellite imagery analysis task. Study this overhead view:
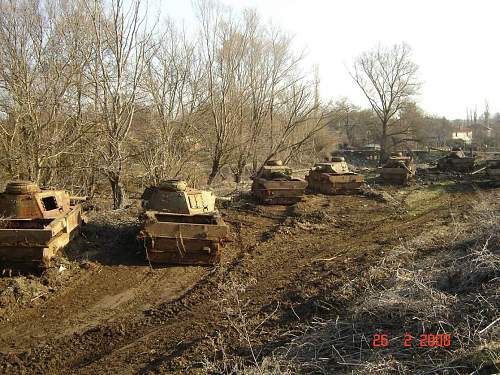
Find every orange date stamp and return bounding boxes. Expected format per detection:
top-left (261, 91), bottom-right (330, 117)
top-left (372, 333), bottom-right (451, 348)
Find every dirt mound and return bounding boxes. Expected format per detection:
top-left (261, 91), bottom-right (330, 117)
top-left (64, 208), bottom-right (141, 266)
top-left (283, 206), bottom-right (335, 231)
top-left (259, 200), bottom-right (336, 240)
top-left (0, 257), bottom-right (81, 322)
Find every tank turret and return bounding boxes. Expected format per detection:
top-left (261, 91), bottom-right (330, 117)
top-left (141, 180), bottom-right (216, 214)
top-left (380, 153), bottom-right (416, 184)
top-left (251, 161), bottom-right (306, 204)
top-left (437, 149), bottom-right (475, 172)
top-left (0, 181), bottom-right (71, 220)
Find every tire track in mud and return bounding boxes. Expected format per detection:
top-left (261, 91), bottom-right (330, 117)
top-left (63, 198), bottom-right (425, 373)
top-left (0, 190), bottom-right (479, 374)
top-left (65, 207), bottom-right (287, 373)
top-left (105, 192), bottom-right (475, 375)
top-left (0, 204), bottom-right (287, 374)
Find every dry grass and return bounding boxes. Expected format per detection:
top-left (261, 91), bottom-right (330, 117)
top-left (280, 196), bottom-right (499, 374)
top-left (201, 193), bottom-right (500, 374)
top-left (200, 275), bottom-right (298, 374)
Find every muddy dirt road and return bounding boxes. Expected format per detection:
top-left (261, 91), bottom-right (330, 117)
top-left (0, 182), bottom-right (492, 374)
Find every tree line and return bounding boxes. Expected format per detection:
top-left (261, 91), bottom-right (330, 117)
top-left (1, 1), bottom-right (497, 209)
top-left (346, 42), bottom-right (500, 155)
top-left (0, 0), bottom-right (331, 208)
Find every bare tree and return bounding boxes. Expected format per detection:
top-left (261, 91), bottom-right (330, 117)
top-left (351, 43), bottom-right (420, 160)
top-left (195, 0), bottom-right (256, 185)
top-left (262, 79), bottom-right (329, 168)
top-left (86, 0), bottom-right (153, 208)
top-left (228, 14), bottom-right (267, 183)
top-left (0, 0), bottom-right (341, 195)
top-left (0, 0), bottom-right (93, 184)
top-left (138, 20), bottom-right (205, 185)
top-left (228, 22), bottom-right (330, 180)
top-left (334, 97), bottom-right (360, 146)
top-left (230, 25), bottom-right (306, 180)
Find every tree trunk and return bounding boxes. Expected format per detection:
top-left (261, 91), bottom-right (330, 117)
top-left (234, 171), bottom-right (242, 183)
top-left (346, 127), bottom-right (355, 146)
top-left (207, 158), bottom-right (220, 186)
top-left (379, 121), bottom-right (389, 165)
top-left (109, 174), bottom-right (127, 209)
top-left (233, 158), bottom-right (246, 183)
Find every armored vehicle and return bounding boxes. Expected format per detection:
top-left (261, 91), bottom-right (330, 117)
top-left (0, 181), bottom-right (84, 273)
top-left (380, 153), bottom-right (416, 184)
top-left (139, 180), bottom-right (229, 266)
top-left (251, 160), bottom-right (307, 205)
top-left (437, 148), bottom-right (476, 172)
top-left (306, 157), bottom-right (365, 194)
top-left (485, 159), bottom-right (500, 181)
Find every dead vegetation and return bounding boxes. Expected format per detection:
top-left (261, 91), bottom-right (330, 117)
top-left (0, 256), bottom-right (79, 321)
top-left (0, 0), bottom-right (334, 209)
top-left (199, 194), bottom-right (499, 374)
top-left (284, 197), bottom-right (499, 374)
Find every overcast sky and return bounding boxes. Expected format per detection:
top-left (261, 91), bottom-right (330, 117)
top-left (151, 0), bottom-right (499, 120)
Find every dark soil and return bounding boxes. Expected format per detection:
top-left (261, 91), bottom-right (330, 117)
top-left (0, 181), bottom-right (494, 374)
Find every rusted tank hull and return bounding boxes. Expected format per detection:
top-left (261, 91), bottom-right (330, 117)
top-left (380, 168), bottom-right (413, 184)
top-left (438, 158), bottom-right (476, 172)
top-left (306, 173), bottom-right (364, 194)
top-left (0, 206), bottom-right (83, 273)
top-left (251, 179), bottom-right (307, 205)
top-left (140, 211), bottom-right (228, 266)
top-left (486, 168), bottom-right (500, 181)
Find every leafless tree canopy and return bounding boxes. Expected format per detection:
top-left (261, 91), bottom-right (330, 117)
top-left (5, 2), bottom-right (486, 206)
top-left (0, 0), bottom-right (331, 207)
top-left (351, 43), bottom-right (420, 159)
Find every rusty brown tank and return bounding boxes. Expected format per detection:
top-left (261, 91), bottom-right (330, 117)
top-left (139, 180), bottom-right (229, 266)
top-left (437, 148), bottom-right (476, 172)
top-left (380, 153), bottom-right (416, 184)
top-left (251, 160), bottom-right (307, 205)
top-left (306, 157), bottom-right (365, 194)
top-left (0, 181), bottom-right (84, 273)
